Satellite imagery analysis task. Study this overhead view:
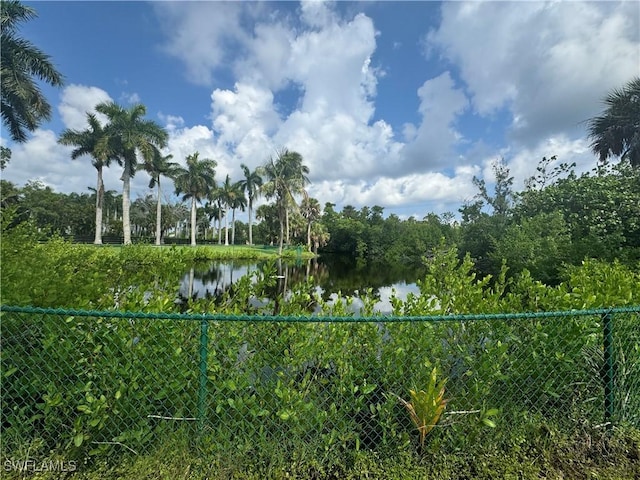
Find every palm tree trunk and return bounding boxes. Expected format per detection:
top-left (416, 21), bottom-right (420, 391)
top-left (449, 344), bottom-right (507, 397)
top-left (224, 208), bottom-right (229, 246)
top-left (155, 179), bottom-right (162, 246)
top-left (306, 221), bottom-right (312, 252)
top-left (278, 215), bottom-right (284, 256)
top-left (94, 167), bottom-right (104, 245)
top-left (122, 167), bottom-right (132, 245)
top-left (231, 208), bottom-right (236, 245)
top-left (285, 208), bottom-right (290, 245)
top-left (190, 197), bottom-right (197, 246)
top-left (248, 201), bottom-right (253, 245)
top-left (218, 210), bottom-right (222, 244)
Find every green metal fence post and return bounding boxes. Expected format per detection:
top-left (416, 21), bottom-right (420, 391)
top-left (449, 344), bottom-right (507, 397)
top-left (198, 318), bottom-right (209, 435)
top-left (602, 312), bottom-right (615, 428)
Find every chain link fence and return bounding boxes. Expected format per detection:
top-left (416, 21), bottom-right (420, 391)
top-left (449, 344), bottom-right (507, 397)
top-left (1, 305), bottom-right (638, 469)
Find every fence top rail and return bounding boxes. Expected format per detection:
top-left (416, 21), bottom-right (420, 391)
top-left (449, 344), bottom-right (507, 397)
top-left (1, 304), bottom-right (638, 323)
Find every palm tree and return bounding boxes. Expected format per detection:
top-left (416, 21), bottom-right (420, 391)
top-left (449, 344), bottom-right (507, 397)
top-left (219, 175), bottom-right (235, 246)
top-left (95, 101), bottom-right (168, 245)
top-left (204, 199), bottom-right (224, 244)
top-left (173, 152), bottom-right (217, 246)
top-left (58, 113), bottom-right (115, 244)
top-left (239, 163), bottom-right (263, 245)
top-left (1, 0), bottom-right (64, 142)
top-left (208, 187), bottom-right (226, 245)
top-left (229, 181), bottom-right (247, 245)
top-left (310, 222), bottom-right (330, 256)
top-left (587, 77), bottom-right (640, 168)
top-left (139, 149), bottom-right (179, 245)
top-left (300, 194), bottom-right (322, 252)
top-left (261, 149), bottom-right (310, 255)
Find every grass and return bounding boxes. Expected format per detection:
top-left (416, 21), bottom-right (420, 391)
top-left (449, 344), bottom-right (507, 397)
top-left (6, 437), bottom-right (639, 480)
top-left (76, 243), bottom-right (315, 261)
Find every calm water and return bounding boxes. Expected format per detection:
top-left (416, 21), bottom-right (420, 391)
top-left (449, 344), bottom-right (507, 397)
top-left (179, 254), bottom-right (427, 314)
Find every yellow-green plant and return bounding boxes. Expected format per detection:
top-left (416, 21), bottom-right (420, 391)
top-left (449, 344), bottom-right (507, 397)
top-left (396, 367), bottom-right (448, 450)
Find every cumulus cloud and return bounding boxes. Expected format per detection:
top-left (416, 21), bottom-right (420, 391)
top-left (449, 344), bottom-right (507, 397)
top-left (154, 1), bottom-right (249, 86)
top-left (58, 84), bottom-right (112, 130)
top-left (159, 2), bottom-right (408, 185)
top-left (426, 1), bottom-right (640, 146)
top-left (3, 128), bottom-right (122, 196)
top-left (401, 72), bottom-right (469, 170)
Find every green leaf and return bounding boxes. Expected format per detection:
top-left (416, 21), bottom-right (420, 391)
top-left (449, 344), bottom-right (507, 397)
top-left (73, 433), bottom-right (84, 447)
top-left (482, 418), bottom-right (497, 428)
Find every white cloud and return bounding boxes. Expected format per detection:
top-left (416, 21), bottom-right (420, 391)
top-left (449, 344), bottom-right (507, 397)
top-left (426, 1), bottom-right (640, 145)
top-left (299, 0), bottom-right (338, 29)
top-left (310, 166), bottom-right (477, 213)
top-left (154, 1), bottom-right (248, 85)
top-left (3, 128), bottom-right (122, 196)
top-left (401, 72), bottom-right (469, 170)
top-left (211, 82), bottom-right (281, 148)
top-left (57, 84), bottom-right (112, 130)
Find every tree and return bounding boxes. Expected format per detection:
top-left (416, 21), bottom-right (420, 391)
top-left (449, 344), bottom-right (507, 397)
top-left (239, 163), bottom-right (263, 245)
top-left (261, 149), bottom-right (310, 255)
top-left (300, 195), bottom-right (321, 252)
top-left (1, 146), bottom-right (11, 170)
top-left (209, 187), bottom-right (226, 244)
top-left (95, 101), bottom-right (168, 245)
top-left (228, 181), bottom-right (246, 245)
top-left (1, 0), bottom-right (64, 142)
top-left (458, 159), bottom-right (516, 277)
top-left (58, 113), bottom-right (115, 244)
top-left (309, 222), bottom-right (330, 256)
top-left (173, 152), bottom-right (217, 246)
top-left (587, 77), bottom-right (640, 168)
top-left (472, 158), bottom-right (515, 216)
top-left (204, 200), bottom-right (223, 244)
top-left (219, 175), bottom-right (234, 246)
top-left (139, 149), bottom-right (179, 245)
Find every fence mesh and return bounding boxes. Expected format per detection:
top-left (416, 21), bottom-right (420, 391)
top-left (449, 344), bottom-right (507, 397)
top-left (1, 306), bottom-right (638, 468)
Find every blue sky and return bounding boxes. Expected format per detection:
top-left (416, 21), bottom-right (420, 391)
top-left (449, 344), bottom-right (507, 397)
top-left (2, 1), bottom-right (639, 219)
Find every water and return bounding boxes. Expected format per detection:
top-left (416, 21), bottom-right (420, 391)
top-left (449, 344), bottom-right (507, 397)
top-left (179, 254), bottom-right (427, 314)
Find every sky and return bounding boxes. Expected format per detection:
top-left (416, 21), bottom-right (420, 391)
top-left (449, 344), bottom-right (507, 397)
top-left (2, 0), bottom-right (639, 220)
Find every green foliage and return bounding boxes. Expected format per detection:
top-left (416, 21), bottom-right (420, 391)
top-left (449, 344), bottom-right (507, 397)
top-left (322, 205), bottom-right (456, 264)
top-left (516, 161), bottom-right (640, 267)
top-left (461, 156), bottom-right (640, 283)
top-left (491, 211), bottom-right (571, 284)
top-left (395, 368), bottom-right (448, 451)
top-left (1, 219), bottom-right (639, 478)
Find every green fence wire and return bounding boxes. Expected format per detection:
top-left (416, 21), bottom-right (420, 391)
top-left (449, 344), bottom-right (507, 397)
top-left (1, 305), bottom-right (639, 466)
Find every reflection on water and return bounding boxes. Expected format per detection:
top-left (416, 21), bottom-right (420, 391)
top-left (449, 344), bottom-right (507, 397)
top-left (179, 255), bottom-right (425, 314)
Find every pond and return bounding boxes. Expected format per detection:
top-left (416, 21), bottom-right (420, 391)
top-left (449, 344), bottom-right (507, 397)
top-left (179, 254), bottom-right (427, 314)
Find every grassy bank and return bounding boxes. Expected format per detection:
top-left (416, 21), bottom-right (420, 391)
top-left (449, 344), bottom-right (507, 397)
top-left (76, 243), bottom-right (314, 260)
top-left (5, 430), bottom-right (639, 479)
